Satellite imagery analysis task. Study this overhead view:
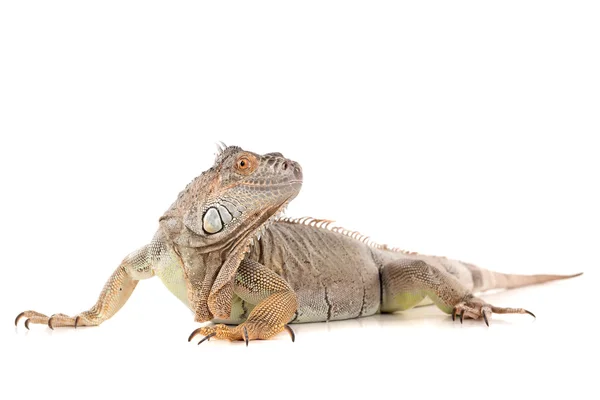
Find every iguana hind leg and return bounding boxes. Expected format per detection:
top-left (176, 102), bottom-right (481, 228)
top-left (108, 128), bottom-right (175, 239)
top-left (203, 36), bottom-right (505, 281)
top-left (380, 259), bottom-right (534, 325)
top-left (15, 245), bottom-right (153, 329)
top-left (189, 259), bottom-right (297, 344)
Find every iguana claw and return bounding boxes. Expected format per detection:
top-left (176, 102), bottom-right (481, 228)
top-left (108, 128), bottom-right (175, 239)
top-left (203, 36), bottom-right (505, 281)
top-left (187, 327), bottom-right (201, 342)
top-left (482, 309), bottom-right (490, 327)
top-left (451, 297), bottom-right (535, 326)
top-left (15, 310), bottom-right (94, 329)
top-left (188, 328), bottom-right (217, 346)
top-left (284, 324), bottom-right (295, 342)
top-left (243, 326), bottom-right (249, 347)
top-left (197, 332), bottom-right (215, 345)
top-left (15, 310), bottom-right (50, 330)
top-left (187, 321), bottom-right (291, 345)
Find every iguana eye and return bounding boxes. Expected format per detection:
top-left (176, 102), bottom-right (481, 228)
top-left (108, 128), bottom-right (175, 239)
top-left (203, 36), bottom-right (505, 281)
top-left (234, 154), bottom-right (258, 175)
top-left (237, 157), bottom-right (250, 170)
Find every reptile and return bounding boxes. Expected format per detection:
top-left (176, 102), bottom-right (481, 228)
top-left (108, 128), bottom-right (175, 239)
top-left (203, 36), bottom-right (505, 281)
top-left (15, 144), bottom-right (582, 344)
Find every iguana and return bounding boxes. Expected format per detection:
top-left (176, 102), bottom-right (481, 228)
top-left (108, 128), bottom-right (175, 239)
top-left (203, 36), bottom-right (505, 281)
top-left (15, 145), bottom-right (581, 344)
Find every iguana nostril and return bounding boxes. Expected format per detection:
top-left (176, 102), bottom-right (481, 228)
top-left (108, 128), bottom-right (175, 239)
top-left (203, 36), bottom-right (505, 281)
top-left (293, 163), bottom-right (302, 180)
top-left (282, 161), bottom-right (289, 170)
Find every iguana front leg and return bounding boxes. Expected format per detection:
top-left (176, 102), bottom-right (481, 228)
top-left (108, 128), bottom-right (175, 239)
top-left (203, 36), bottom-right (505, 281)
top-left (15, 245), bottom-right (154, 329)
top-left (188, 259), bottom-right (297, 344)
top-left (380, 259), bottom-right (535, 325)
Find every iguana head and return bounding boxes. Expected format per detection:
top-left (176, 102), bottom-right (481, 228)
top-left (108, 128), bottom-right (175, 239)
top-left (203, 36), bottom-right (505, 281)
top-left (163, 145), bottom-right (302, 250)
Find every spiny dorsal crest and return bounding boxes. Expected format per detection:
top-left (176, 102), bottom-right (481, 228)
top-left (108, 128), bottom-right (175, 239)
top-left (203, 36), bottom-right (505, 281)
top-left (214, 142), bottom-right (242, 165)
top-left (276, 216), bottom-right (419, 255)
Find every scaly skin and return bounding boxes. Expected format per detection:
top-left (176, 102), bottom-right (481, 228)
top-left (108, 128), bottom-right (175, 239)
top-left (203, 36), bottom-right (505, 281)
top-left (15, 145), bottom-right (581, 344)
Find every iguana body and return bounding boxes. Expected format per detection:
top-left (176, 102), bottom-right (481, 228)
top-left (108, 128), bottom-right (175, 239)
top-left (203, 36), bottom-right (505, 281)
top-left (15, 145), bottom-right (581, 343)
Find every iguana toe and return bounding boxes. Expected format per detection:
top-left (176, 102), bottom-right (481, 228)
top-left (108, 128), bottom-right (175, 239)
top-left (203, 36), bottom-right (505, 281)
top-left (15, 310), bottom-right (49, 329)
top-left (188, 321), bottom-right (292, 345)
top-left (451, 297), bottom-right (535, 326)
top-left (15, 310), bottom-right (95, 329)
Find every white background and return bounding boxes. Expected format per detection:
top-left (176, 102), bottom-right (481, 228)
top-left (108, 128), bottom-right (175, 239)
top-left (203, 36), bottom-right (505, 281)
top-left (1, 1), bottom-right (598, 399)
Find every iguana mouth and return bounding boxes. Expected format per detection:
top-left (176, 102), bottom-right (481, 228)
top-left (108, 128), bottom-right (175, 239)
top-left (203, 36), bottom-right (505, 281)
top-left (240, 180), bottom-right (302, 188)
top-left (239, 175), bottom-right (303, 187)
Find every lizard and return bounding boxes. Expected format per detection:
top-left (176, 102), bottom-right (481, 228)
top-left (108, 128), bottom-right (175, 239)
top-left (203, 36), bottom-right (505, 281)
top-left (15, 144), bottom-right (582, 344)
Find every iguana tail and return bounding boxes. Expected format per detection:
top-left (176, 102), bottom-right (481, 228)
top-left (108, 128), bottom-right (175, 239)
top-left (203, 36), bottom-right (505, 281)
top-left (470, 265), bottom-right (583, 292)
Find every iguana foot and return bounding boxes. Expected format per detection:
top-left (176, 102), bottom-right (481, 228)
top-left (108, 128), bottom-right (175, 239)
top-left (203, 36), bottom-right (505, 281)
top-left (188, 322), bottom-right (295, 345)
top-left (451, 297), bottom-right (535, 326)
top-left (15, 310), bottom-right (97, 329)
